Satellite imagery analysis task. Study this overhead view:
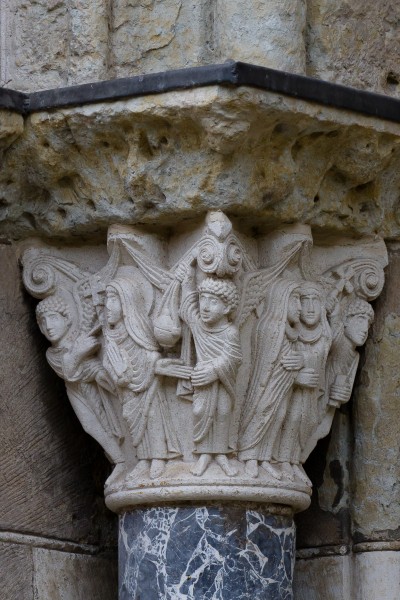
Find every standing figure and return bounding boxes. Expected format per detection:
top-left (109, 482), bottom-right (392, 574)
top-left (103, 276), bottom-right (181, 480)
top-left (302, 298), bottom-right (374, 459)
top-left (277, 282), bottom-right (332, 484)
top-left (36, 295), bottom-right (125, 487)
top-left (178, 265), bottom-right (242, 477)
top-left (328, 298), bottom-right (373, 407)
top-left (238, 280), bottom-right (304, 479)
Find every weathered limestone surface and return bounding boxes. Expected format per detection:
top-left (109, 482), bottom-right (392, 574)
top-left (352, 243), bottom-right (400, 542)
top-left (294, 552), bottom-right (400, 600)
top-left (214, 0), bottom-right (306, 73)
top-left (307, 0), bottom-right (400, 97)
top-left (353, 551), bottom-right (400, 600)
top-left (34, 547), bottom-right (118, 600)
top-left (2, 0), bottom-right (400, 94)
top-left (0, 541), bottom-right (117, 600)
top-left (294, 555), bottom-right (351, 599)
top-left (2, 88), bottom-right (400, 242)
top-left (0, 541), bottom-right (34, 600)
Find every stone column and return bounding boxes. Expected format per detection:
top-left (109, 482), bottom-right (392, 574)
top-left (21, 208), bottom-right (386, 599)
top-left (119, 504), bottom-right (295, 599)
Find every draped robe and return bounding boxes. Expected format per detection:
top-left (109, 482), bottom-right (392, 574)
top-left (180, 292), bottom-right (242, 454)
top-left (104, 277), bottom-right (181, 461)
top-left (238, 280), bottom-right (301, 462)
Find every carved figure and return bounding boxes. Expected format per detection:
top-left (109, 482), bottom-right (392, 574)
top-left (178, 264), bottom-right (242, 477)
top-left (36, 295), bottom-right (125, 486)
top-left (276, 282), bottom-right (332, 484)
top-left (238, 280), bottom-right (304, 479)
top-left (103, 275), bottom-right (182, 480)
top-left (328, 298), bottom-right (374, 405)
top-left (22, 213), bottom-right (386, 504)
top-left (301, 297), bottom-right (374, 460)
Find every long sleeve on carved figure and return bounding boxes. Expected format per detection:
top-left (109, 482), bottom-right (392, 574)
top-left (238, 280), bottom-right (301, 465)
top-left (103, 276), bottom-right (182, 465)
top-left (180, 290), bottom-right (242, 454)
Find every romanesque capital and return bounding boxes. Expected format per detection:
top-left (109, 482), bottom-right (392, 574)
top-left (22, 211), bottom-right (387, 513)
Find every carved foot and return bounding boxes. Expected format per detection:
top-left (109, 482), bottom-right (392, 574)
top-left (261, 461), bottom-right (282, 480)
top-left (280, 462), bottom-right (295, 482)
top-left (191, 454), bottom-right (212, 476)
top-left (124, 460), bottom-right (150, 485)
top-left (293, 464), bottom-right (312, 487)
top-left (245, 459), bottom-right (259, 478)
top-left (105, 462), bottom-right (126, 492)
top-left (150, 459), bottom-right (166, 479)
top-left (215, 454), bottom-right (238, 477)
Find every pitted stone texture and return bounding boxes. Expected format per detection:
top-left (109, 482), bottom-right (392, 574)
top-left (351, 243), bottom-right (400, 542)
top-left (307, 1), bottom-right (400, 97)
top-left (119, 505), bottom-right (295, 600)
top-left (0, 110), bottom-right (24, 153)
top-left (2, 87), bottom-right (400, 241)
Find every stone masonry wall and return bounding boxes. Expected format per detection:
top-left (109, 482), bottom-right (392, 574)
top-left (1, 0), bottom-right (400, 96)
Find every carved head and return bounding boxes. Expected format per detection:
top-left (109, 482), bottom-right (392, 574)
top-left (287, 288), bottom-right (301, 326)
top-left (36, 295), bottom-right (72, 344)
top-left (198, 277), bottom-right (239, 326)
top-left (299, 283), bottom-right (323, 327)
top-left (105, 286), bottom-right (123, 326)
top-left (344, 299), bottom-right (374, 347)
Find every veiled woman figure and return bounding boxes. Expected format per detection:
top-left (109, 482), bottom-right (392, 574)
top-left (103, 273), bottom-right (181, 480)
top-left (238, 279), bottom-right (303, 479)
top-left (276, 282), bottom-right (332, 484)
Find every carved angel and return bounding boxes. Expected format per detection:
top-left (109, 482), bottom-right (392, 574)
top-left (35, 294), bottom-right (125, 487)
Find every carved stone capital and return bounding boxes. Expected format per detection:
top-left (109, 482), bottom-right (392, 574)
top-left (22, 211), bottom-right (387, 513)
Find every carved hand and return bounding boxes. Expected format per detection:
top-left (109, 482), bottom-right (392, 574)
top-left (330, 382), bottom-right (352, 403)
top-left (295, 368), bottom-right (319, 389)
top-left (191, 362), bottom-right (218, 387)
top-left (76, 334), bottom-right (100, 357)
top-left (95, 369), bottom-right (117, 394)
top-left (281, 351), bottom-right (304, 371)
top-left (174, 263), bottom-right (187, 282)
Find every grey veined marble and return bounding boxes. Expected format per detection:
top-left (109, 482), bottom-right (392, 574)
top-left (119, 505), bottom-right (295, 600)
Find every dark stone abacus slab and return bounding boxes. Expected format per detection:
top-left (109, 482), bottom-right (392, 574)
top-left (119, 504), bottom-right (295, 600)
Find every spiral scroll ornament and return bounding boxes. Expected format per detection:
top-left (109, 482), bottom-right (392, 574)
top-left (22, 252), bottom-right (57, 298)
top-left (352, 260), bottom-right (385, 301)
top-left (197, 237), bottom-right (221, 273)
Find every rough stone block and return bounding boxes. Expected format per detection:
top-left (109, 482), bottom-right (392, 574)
top-left (33, 548), bottom-right (117, 600)
top-left (294, 555), bottom-right (351, 599)
top-left (352, 244), bottom-right (400, 542)
top-left (0, 542), bottom-right (34, 600)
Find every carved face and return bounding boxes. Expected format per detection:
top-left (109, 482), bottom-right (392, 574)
top-left (287, 290), bottom-right (301, 325)
top-left (105, 288), bottom-right (123, 326)
top-left (300, 291), bottom-right (321, 326)
top-left (344, 313), bottom-right (370, 347)
top-left (199, 292), bottom-right (229, 326)
top-left (38, 311), bottom-right (69, 343)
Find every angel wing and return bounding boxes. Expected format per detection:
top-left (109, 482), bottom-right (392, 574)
top-left (235, 239), bottom-right (309, 327)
